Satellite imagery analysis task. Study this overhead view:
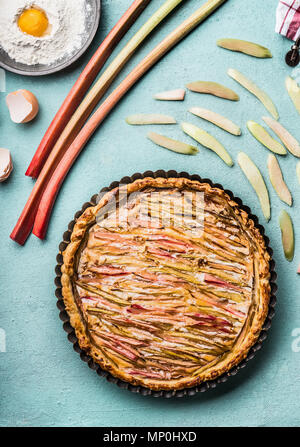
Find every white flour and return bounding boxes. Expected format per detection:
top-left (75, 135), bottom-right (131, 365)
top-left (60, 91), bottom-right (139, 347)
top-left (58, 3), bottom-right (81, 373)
top-left (0, 0), bottom-right (88, 65)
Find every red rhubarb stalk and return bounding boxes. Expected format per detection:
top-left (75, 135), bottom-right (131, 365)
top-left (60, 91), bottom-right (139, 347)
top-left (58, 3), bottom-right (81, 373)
top-left (32, 0), bottom-right (228, 240)
top-left (25, 0), bottom-right (151, 178)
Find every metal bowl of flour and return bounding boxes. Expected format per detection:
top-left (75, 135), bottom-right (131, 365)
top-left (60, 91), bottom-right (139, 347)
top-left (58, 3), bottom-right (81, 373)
top-left (0, 0), bottom-right (101, 76)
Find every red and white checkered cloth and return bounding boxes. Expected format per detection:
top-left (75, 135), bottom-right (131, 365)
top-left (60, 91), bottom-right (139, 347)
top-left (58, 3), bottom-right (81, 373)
top-left (276, 0), bottom-right (300, 40)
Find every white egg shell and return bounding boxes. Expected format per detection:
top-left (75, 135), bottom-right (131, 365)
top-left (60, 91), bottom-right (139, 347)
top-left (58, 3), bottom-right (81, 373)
top-left (0, 148), bottom-right (13, 182)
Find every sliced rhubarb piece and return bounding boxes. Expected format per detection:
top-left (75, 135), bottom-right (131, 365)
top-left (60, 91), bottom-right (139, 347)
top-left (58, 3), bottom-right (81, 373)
top-left (268, 154), bottom-right (292, 206)
top-left (297, 162), bottom-right (300, 184)
top-left (147, 131), bottom-right (198, 154)
top-left (128, 369), bottom-right (163, 378)
top-left (279, 210), bottom-right (294, 262)
top-left (204, 273), bottom-right (239, 291)
top-left (247, 120), bottom-right (286, 155)
top-left (228, 68), bottom-right (279, 119)
top-left (286, 76), bottom-right (300, 115)
top-left (262, 116), bottom-right (300, 158)
top-left (237, 152), bottom-right (270, 221)
top-left (181, 122), bottom-right (233, 166)
top-left (217, 38), bottom-right (272, 58)
top-left (154, 89), bottom-right (185, 101)
top-left (189, 107), bottom-right (241, 135)
top-left (89, 265), bottom-right (128, 275)
top-left (33, 0), bottom-right (183, 167)
top-left (29, 0), bottom-right (229, 241)
top-left (0, 148), bottom-right (13, 182)
top-left (186, 81), bottom-right (239, 101)
top-left (126, 114), bottom-right (176, 125)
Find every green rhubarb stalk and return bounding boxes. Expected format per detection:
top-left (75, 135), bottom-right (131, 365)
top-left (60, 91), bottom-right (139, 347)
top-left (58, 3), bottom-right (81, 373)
top-left (238, 152), bottom-right (270, 221)
top-left (147, 131), bottom-right (198, 154)
top-left (247, 120), bottom-right (287, 155)
top-left (181, 122), bottom-right (233, 166)
top-left (228, 68), bottom-right (279, 119)
top-left (217, 38), bottom-right (272, 58)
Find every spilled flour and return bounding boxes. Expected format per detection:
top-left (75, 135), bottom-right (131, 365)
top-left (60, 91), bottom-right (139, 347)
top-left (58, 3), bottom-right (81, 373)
top-left (0, 0), bottom-right (89, 65)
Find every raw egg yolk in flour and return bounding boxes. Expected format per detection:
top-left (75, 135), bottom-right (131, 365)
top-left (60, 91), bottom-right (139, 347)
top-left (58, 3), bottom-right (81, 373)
top-left (18, 8), bottom-right (49, 37)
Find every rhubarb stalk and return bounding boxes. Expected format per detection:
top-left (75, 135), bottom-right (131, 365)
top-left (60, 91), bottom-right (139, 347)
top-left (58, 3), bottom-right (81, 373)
top-left (32, 0), bottom-right (228, 240)
top-left (10, 0), bottom-right (186, 245)
top-left (228, 68), bottom-right (279, 119)
top-left (25, 0), bottom-right (151, 178)
top-left (26, 0), bottom-right (184, 179)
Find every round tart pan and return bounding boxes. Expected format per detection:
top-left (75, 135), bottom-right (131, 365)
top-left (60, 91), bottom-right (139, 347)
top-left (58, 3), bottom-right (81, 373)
top-left (55, 170), bottom-right (277, 398)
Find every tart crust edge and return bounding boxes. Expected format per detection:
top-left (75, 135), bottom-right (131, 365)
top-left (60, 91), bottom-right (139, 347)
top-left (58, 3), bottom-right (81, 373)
top-left (60, 177), bottom-right (271, 391)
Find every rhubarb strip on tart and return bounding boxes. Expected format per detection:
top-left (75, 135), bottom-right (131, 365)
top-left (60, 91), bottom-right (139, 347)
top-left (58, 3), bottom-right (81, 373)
top-left (61, 177), bottom-right (271, 391)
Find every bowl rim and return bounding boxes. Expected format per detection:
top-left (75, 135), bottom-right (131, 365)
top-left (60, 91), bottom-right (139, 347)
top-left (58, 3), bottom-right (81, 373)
top-left (55, 170), bottom-right (277, 398)
top-left (0, 0), bottom-right (101, 76)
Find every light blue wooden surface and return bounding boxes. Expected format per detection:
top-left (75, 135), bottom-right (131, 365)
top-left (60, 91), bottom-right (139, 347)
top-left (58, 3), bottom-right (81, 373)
top-left (1, 0), bottom-right (300, 427)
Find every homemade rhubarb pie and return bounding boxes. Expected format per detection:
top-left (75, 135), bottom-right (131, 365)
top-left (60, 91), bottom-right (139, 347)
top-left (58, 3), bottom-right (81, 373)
top-left (61, 177), bottom-right (271, 391)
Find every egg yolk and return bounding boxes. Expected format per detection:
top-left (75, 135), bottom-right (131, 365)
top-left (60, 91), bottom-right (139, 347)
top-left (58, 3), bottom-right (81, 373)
top-left (18, 8), bottom-right (49, 37)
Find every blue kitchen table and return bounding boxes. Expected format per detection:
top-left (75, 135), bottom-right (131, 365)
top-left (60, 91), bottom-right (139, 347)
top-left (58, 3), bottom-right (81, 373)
top-left (0, 0), bottom-right (300, 427)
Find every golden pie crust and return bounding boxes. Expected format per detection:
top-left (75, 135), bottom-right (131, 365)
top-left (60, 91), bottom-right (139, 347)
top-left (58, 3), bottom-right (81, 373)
top-left (61, 177), bottom-right (271, 391)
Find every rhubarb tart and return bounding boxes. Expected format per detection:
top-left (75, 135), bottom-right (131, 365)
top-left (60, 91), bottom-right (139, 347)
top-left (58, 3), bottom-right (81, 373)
top-left (61, 177), bottom-right (271, 391)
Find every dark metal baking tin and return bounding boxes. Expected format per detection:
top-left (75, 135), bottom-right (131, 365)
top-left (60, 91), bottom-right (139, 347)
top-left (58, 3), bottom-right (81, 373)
top-left (55, 170), bottom-right (277, 398)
